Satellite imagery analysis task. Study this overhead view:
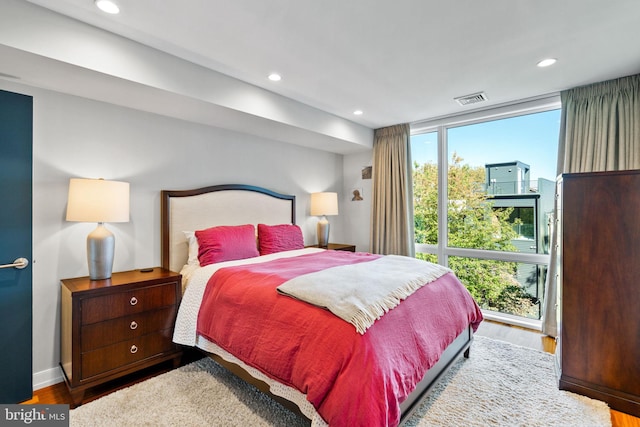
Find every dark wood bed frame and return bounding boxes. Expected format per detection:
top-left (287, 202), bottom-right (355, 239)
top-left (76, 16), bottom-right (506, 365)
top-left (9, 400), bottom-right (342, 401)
top-left (161, 183), bottom-right (473, 426)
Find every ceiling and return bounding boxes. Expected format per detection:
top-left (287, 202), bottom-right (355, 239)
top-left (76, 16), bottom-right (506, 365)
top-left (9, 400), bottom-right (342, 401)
top-left (6, 0), bottom-right (640, 151)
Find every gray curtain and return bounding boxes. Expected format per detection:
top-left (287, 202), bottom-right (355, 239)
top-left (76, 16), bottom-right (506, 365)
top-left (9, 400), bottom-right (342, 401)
top-left (543, 73), bottom-right (640, 337)
top-left (370, 123), bottom-right (415, 256)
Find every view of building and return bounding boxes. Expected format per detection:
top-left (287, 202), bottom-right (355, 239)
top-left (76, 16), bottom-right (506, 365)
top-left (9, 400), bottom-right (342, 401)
top-left (484, 161), bottom-right (555, 317)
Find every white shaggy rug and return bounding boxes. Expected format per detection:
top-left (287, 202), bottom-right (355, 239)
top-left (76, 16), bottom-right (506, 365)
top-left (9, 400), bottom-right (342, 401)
top-left (70, 336), bottom-right (611, 427)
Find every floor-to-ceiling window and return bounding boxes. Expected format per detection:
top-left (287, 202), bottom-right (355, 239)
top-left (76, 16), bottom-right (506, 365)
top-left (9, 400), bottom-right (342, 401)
top-left (411, 97), bottom-right (560, 328)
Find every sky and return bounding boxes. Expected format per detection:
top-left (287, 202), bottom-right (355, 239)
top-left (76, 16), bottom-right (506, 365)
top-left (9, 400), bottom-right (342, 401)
top-left (411, 109), bottom-right (561, 182)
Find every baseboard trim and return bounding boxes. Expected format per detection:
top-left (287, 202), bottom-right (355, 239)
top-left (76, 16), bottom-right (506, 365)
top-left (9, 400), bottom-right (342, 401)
top-left (33, 365), bottom-right (64, 391)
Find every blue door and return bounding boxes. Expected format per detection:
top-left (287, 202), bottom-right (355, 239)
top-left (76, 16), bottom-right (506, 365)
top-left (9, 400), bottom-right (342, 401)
top-left (0, 89), bottom-right (33, 403)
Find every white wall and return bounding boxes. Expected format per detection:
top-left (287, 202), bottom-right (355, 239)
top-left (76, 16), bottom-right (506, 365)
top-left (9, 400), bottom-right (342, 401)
top-left (342, 151), bottom-right (374, 252)
top-left (0, 79), bottom-right (350, 389)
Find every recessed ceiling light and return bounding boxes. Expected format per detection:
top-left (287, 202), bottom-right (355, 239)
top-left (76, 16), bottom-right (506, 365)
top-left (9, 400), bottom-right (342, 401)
top-left (268, 73), bottom-right (282, 82)
top-left (353, 110), bottom-right (363, 116)
top-left (95, 0), bottom-right (120, 14)
top-left (537, 58), bottom-right (557, 68)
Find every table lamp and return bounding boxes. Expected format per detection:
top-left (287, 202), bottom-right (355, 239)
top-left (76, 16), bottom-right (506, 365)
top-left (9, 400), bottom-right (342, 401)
top-left (66, 178), bottom-right (130, 280)
top-left (310, 192), bottom-right (338, 248)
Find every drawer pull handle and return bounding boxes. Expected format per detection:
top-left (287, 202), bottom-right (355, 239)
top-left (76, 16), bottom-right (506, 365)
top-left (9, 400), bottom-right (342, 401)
top-left (130, 321), bottom-right (138, 330)
top-left (130, 296), bottom-right (138, 306)
top-left (130, 345), bottom-right (138, 354)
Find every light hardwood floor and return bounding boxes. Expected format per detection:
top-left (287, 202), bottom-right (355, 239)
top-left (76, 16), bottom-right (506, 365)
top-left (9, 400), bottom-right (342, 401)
top-left (26, 321), bottom-right (639, 426)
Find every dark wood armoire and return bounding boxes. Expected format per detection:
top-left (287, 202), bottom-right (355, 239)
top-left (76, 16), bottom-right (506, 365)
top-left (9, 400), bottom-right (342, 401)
top-left (558, 170), bottom-right (640, 417)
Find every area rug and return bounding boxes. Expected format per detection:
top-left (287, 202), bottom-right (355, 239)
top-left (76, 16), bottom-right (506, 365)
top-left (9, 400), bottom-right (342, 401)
top-left (70, 336), bottom-right (611, 426)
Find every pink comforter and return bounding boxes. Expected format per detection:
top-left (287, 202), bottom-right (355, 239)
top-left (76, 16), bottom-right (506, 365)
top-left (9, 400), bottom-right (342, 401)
top-left (196, 251), bottom-right (483, 427)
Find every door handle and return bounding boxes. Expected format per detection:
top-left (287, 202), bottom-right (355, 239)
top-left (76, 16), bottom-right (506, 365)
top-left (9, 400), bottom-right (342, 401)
top-left (0, 257), bottom-right (29, 269)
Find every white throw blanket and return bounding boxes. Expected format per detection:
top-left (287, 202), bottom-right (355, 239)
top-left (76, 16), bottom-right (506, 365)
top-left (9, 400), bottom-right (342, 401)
top-left (276, 255), bottom-right (452, 334)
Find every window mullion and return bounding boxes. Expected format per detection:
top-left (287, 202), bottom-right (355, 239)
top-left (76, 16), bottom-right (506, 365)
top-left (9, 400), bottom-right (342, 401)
top-left (437, 125), bottom-right (448, 266)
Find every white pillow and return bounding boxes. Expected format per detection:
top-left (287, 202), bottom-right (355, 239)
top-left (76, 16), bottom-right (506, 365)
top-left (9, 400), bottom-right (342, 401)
top-left (183, 231), bottom-right (200, 266)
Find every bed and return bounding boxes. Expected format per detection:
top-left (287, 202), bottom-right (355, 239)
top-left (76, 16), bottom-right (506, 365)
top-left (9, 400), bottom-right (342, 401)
top-left (161, 184), bottom-right (483, 427)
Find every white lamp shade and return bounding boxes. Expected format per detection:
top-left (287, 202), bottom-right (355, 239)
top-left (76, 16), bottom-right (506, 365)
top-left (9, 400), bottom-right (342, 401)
top-left (310, 192), bottom-right (339, 216)
top-left (66, 178), bottom-right (130, 223)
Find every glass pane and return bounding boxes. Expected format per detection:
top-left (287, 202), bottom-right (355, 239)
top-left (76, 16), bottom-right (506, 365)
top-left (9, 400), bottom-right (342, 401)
top-left (411, 131), bottom-right (438, 245)
top-left (416, 252), bottom-right (438, 263)
top-left (449, 256), bottom-right (547, 320)
top-left (447, 110), bottom-right (560, 254)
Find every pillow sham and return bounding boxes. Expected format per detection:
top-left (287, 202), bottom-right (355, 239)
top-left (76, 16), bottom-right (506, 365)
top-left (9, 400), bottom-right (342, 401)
top-left (183, 231), bottom-right (200, 266)
top-left (196, 224), bottom-right (259, 266)
top-left (258, 223), bottom-right (304, 255)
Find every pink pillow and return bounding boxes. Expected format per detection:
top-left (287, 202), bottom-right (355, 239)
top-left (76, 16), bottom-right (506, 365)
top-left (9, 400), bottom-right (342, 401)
top-left (196, 224), bottom-right (259, 266)
top-left (258, 224), bottom-right (304, 255)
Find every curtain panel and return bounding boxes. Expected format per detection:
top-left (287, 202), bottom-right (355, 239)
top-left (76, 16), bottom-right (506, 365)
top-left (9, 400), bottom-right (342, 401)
top-left (560, 73), bottom-right (640, 173)
top-left (370, 123), bottom-right (415, 256)
top-left (543, 73), bottom-right (640, 337)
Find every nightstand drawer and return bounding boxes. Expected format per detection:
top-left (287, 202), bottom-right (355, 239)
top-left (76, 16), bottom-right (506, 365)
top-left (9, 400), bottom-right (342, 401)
top-left (81, 282), bottom-right (177, 325)
top-left (81, 306), bottom-right (176, 352)
top-left (81, 329), bottom-right (174, 379)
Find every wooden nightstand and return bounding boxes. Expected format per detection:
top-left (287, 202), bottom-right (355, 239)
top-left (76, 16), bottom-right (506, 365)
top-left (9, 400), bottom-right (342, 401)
top-left (60, 268), bottom-right (182, 407)
top-left (308, 243), bottom-right (356, 252)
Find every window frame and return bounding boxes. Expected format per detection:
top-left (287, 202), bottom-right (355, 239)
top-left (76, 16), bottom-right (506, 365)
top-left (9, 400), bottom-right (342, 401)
top-left (411, 95), bottom-right (561, 329)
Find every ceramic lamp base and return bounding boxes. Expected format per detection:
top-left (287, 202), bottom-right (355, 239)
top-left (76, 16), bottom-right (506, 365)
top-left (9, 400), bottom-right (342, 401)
top-left (317, 216), bottom-right (330, 248)
top-left (87, 223), bottom-right (115, 280)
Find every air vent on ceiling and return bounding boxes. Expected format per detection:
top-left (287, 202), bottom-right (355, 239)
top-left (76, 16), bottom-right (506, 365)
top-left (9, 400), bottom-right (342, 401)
top-left (454, 92), bottom-right (488, 106)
